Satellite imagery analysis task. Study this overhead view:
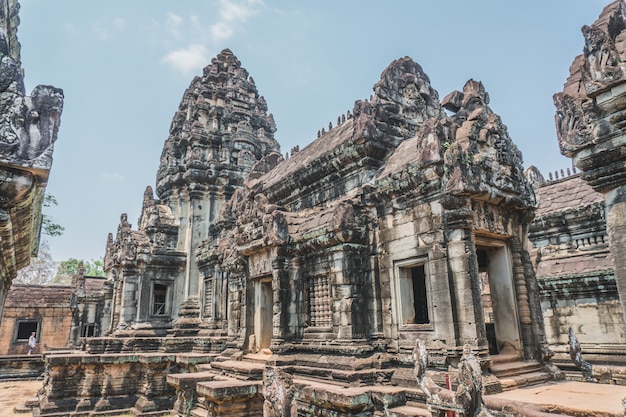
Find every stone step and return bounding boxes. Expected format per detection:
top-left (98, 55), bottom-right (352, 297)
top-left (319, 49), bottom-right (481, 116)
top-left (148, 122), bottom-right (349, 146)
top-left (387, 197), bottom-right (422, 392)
top-left (490, 360), bottom-right (543, 378)
top-left (24, 396), bottom-right (39, 408)
top-left (242, 352), bottom-right (274, 364)
top-left (196, 379), bottom-right (263, 405)
top-left (201, 360), bottom-right (265, 380)
top-left (288, 364), bottom-right (392, 385)
top-left (490, 351), bottom-right (523, 365)
top-left (13, 405), bottom-right (32, 414)
top-left (166, 370), bottom-right (216, 388)
top-left (387, 404), bottom-right (431, 417)
top-left (191, 405), bottom-right (260, 417)
top-left (498, 370), bottom-right (551, 391)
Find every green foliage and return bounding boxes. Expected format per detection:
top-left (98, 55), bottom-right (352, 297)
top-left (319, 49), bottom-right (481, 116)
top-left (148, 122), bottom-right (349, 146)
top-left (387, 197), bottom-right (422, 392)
top-left (41, 193), bottom-right (65, 237)
top-left (56, 258), bottom-right (105, 280)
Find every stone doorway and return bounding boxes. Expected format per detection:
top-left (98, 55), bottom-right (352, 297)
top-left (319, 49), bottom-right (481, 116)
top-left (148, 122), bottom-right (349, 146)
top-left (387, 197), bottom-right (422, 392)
top-left (475, 240), bottom-right (521, 356)
top-left (252, 277), bottom-right (273, 352)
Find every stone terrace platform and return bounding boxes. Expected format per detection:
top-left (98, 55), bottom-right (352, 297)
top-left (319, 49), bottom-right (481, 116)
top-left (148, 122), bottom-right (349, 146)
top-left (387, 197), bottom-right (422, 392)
top-left (485, 381), bottom-right (626, 417)
top-left (4, 370), bottom-right (626, 416)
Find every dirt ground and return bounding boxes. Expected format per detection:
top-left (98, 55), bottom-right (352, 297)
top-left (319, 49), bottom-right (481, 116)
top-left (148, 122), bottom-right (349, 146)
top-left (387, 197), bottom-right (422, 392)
top-left (0, 379), bottom-right (41, 416)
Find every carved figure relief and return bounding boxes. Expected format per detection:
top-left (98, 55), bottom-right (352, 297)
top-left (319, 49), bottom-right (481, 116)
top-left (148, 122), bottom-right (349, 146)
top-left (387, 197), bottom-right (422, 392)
top-left (263, 366), bottom-right (296, 417)
top-left (553, 93), bottom-right (601, 154)
top-left (582, 24), bottom-right (624, 94)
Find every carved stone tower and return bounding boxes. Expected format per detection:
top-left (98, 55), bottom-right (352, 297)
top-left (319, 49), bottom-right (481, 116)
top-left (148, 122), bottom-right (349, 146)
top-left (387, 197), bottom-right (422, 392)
top-left (103, 49), bottom-right (279, 335)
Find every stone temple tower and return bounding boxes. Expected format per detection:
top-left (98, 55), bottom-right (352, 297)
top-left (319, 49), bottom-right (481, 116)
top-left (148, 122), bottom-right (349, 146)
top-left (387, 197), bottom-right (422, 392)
top-left (102, 49), bottom-right (280, 335)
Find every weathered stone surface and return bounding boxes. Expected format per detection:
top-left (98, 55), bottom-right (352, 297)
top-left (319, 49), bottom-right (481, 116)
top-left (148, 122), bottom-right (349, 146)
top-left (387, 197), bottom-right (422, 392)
top-left (0, 0), bottom-right (62, 321)
top-left (528, 172), bottom-right (625, 366)
top-left (36, 11), bottom-right (615, 416)
top-left (0, 284), bottom-right (72, 355)
top-left (554, 0), bottom-right (626, 338)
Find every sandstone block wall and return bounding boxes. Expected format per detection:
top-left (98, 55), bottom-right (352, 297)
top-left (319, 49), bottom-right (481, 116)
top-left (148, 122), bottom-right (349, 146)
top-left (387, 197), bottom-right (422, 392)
top-left (0, 285), bottom-right (73, 354)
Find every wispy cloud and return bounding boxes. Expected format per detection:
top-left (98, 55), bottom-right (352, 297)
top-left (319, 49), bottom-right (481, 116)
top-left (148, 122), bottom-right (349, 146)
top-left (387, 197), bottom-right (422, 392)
top-left (162, 44), bottom-right (210, 77)
top-left (100, 173), bottom-right (126, 182)
top-left (92, 17), bottom-right (126, 41)
top-left (64, 23), bottom-right (80, 35)
top-left (162, 0), bottom-right (264, 76)
top-left (210, 0), bottom-right (263, 42)
top-left (165, 12), bottom-right (184, 39)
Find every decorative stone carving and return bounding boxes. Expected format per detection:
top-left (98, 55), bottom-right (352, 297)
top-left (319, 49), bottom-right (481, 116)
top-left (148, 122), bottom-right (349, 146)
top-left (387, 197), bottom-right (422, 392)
top-left (568, 327), bottom-right (594, 380)
top-left (553, 92), bottom-right (603, 155)
top-left (0, 0), bottom-right (63, 320)
top-left (413, 339), bottom-right (493, 417)
top-left (262, 366), bottom-right (296, 417)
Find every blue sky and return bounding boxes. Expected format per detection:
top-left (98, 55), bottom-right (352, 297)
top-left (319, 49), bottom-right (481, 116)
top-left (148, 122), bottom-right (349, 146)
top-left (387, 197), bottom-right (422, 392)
top-left (17, 0), bottom-right (607, 262)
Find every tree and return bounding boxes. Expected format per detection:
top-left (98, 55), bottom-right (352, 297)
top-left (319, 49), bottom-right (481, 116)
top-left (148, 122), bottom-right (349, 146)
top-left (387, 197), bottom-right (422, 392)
top-left (15, 194), bottom-right (106, 286)
top-left (13, 241), bottom-right (58, 285)
top-left (14, 193), bottom-right (64, 285)
top-left (55, 258), bottom-right (105, 281)
top-left (41, 193), bottom-right (64, 237)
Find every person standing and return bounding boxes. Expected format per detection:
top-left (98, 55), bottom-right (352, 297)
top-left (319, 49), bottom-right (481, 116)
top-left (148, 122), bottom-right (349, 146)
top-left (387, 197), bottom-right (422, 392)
top-left (28, 332), bottom-right (37, 355)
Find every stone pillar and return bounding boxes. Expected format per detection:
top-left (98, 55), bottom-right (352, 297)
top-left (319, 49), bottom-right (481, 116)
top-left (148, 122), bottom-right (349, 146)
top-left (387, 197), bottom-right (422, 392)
top-left (442, 196), bottom-right (487, 351)
top-left (331, 247), bottom-right (366, 342)
top-left (606, 187), bottom-right (626, 324)
top-left (271, 255), bottom-right (290, 348)
top-left (554, 1), bottom-right (626, 330)
top-left (118, 274), bottom-right (138, 330)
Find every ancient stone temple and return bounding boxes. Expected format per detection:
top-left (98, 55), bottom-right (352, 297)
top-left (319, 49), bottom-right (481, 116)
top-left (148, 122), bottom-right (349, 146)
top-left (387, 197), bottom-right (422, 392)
top-left (0, 0), bottom-right (63, 321)
top-left (35, 44), bottom-right (567, 415)
top-left (199, 61), bottom-right (548, 367)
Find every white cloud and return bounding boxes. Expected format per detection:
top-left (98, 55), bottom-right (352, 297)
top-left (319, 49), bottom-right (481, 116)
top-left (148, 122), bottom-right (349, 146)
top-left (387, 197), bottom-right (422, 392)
top-left (92, 17), bottom-right (126, 41)
top-left (209, 0), bottom-right (263, 42)
top-left (161, 0), bottom-right (263, 75)
top-left (162, 44), bottom-right (210, 76)
top-left (165, 12), bottom-right (183, 39)
top-left (210, 21), bottom-right (234, 43)
top-left (100, 173), bottom-right (126, 182)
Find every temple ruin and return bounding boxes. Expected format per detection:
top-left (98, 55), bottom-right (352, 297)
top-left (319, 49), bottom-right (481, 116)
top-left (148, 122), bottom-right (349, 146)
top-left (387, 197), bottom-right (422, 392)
top-left (1, 0), bottom-right (626, 416)
top-left (37, 40), bottom-right (559, 417)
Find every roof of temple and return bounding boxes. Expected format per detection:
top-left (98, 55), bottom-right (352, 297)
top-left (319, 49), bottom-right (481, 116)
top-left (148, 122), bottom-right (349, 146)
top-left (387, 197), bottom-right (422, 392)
top-left (261, 119), bottom-right (355, 190)
top-left (83, 277), bottom-right (107, 294)
top-left (534, 174), bottom-right (604, 217)
top-left (5, 284), bottom-right (72, 307)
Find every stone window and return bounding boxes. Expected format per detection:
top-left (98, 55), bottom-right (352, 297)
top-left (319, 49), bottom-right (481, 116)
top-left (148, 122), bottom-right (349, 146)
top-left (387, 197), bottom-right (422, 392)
top-left (394, 259), bottom-right (432, 328)
top-left (152, 283), bottom-right (170, 316)
top-left (13, 319), bottom-right (40, 343)
top-left (307, 275), bottom-right (331, 327)
top-left (204, 277), bottom-right (213, 319)
top-left (81, 324), bottom-right (97, 338)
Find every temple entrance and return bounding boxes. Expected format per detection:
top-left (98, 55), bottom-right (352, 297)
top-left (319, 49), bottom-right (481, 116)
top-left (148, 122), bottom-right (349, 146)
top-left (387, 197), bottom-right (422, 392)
top-left (475, 240), bottom-right (521, 356)
top-left (252, 277), bottom-right (273, 352)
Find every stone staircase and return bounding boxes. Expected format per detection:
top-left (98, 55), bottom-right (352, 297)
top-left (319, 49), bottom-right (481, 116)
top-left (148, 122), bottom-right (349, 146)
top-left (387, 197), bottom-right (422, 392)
top-left (489, 353), bottom-right (552, 391)
top-left (167, 351), bottom-right (558, 416)
top-left (168, 356), bottom-right (266, 417)
top-left (386, 401), bottom-right (432, 417)
top-left (167, 355), bottom-right (432, 417)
